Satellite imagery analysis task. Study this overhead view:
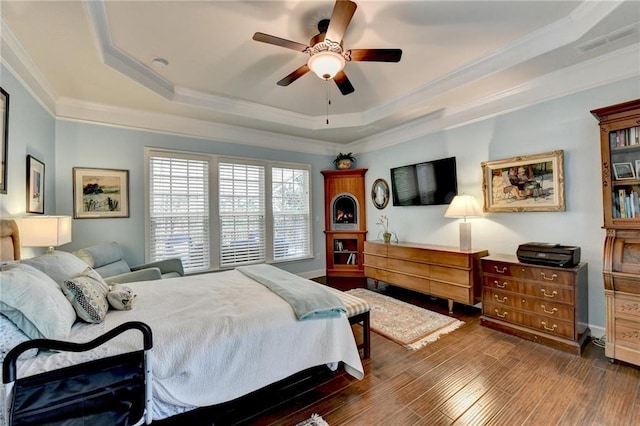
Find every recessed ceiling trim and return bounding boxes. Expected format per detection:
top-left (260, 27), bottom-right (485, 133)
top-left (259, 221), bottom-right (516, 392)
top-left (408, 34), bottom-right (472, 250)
top-left (85, 0), bottom-right (174, 100)
top-left (84, 0), bottom-right (622, 133)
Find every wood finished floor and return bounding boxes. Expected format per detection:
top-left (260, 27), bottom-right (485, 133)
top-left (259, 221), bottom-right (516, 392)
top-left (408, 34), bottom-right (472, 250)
top-left (162, 284), bottom-right (640, 426)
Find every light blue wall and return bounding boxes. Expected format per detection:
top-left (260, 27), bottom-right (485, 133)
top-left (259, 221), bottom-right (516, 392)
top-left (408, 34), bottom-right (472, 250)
top-left (358, 76), bottom-right (640, 333)
top-left (0, 65), bottom-right (56, 258)
top-left (54, 121), bottom-right (332, 275)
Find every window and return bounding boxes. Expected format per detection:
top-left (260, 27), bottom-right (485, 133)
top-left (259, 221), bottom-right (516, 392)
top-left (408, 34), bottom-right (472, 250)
top-left (219, 162), bottom-right (265, 266)
top-left (272, 167), bottom-right (310, 261)
top-left (148, 153), bottom-right (210, 272)
top-left (147, 149), bottom-right (312, 273)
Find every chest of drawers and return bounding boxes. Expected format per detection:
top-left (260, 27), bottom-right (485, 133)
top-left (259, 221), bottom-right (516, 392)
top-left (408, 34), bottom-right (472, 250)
top-left (480, 254), bottom-right (590, 355)
top-left (364, 241), bottom-right (488, 314)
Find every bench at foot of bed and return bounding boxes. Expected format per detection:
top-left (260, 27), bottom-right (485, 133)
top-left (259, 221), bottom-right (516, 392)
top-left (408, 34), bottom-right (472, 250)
top-left (328, 288), bottom-right (370, 359)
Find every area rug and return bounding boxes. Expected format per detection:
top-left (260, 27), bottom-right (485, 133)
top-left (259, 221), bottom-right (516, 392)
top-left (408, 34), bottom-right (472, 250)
top-left (295, 413), bottom-right (329, 426)
top-left (346, 288), bottom-right (465, 350)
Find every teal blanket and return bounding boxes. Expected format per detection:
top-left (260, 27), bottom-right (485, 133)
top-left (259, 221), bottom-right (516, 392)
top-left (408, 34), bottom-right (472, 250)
top-left (236, 264), bottom-right (346, 320)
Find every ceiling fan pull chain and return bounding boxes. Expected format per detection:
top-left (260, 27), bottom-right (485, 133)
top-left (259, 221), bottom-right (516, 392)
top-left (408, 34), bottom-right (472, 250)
top-left (326, 79), bottom-right (331, 125)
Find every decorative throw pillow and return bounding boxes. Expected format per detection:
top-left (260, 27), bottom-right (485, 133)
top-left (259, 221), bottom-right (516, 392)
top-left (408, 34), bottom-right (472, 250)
top-left (0, 263), bottom-right (76, 340)
top-left (107, 284), bottom-right (136, 310)
top-left (61, 268), bottom-right (110, 323)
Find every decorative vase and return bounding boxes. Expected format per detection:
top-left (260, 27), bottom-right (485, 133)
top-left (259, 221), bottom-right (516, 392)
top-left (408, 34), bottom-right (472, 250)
top-left (383, 232), bottom-right (392, 243)
top-left (336, 159), bottom-right (352, 169)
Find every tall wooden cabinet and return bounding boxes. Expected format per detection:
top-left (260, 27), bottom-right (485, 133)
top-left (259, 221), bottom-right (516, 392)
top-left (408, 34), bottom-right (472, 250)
top-left (321, 169), bottom-right (368, 283)
top-left (591, 99), bottom-right (640, 366)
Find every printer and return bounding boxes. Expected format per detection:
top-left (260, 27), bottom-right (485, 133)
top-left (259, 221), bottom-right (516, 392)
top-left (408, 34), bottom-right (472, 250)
top-left (516, 242), bottom-right (581, 268)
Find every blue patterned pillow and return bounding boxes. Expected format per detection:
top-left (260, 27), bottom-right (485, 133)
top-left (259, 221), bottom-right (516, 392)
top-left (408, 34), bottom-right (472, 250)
top-left (61, 268), bottom-right (110, 323)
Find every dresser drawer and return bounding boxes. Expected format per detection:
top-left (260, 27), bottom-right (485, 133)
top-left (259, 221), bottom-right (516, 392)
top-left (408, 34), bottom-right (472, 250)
top-left (483, 261), bottom-right (575, 285)
top-left (364, 267), bottom-right (430, 294)
top-left (615, 318), bottom-right (640, 348)
top-left (364, 241), bottom-right (388, 256)
top-left (431, 264), bottom-right (470, 285)
top-left (483, 276), bottom-right (573, 304)
top-left (364, 254), bottom-right (387, 269)
top-left (614, 294), bottom-right (640, 321)
top-left (483, 288), bottom-right (574, 321)
top-left (484, 302), bottom-right (575, 339)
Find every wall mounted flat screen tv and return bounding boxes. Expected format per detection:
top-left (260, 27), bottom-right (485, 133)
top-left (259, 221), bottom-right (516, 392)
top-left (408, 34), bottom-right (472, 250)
top-left (390, 156), bottom-right (458, 206)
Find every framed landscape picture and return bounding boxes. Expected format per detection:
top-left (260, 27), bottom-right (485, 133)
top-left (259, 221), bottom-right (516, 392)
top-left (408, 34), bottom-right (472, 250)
top-left (481, 150), bottom-right (565, 213)
top-left (73, 167), bottom-right (129, 218)
top-left (26, 155), bottom-right (45, 214)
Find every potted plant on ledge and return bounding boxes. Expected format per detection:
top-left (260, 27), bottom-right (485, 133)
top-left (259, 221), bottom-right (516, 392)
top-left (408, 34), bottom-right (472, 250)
top-left (333, 152), bottom-right (356, 170)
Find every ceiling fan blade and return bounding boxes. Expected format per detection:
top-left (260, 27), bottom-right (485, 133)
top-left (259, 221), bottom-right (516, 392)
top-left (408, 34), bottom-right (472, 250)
top-left (277, 65), bottom-right (310, 86)
top-left (252, 32), bottom-right (309, 53)
top-left (325, 0), bottom-right (357, 45)
top-left (334, 70), bottom-right (355, 95)
top-left (346, 49), bottom-right (403, 62)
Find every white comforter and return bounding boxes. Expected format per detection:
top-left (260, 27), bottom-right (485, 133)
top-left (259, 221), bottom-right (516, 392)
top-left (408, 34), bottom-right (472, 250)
top-left (14, 270), bottom-right (364, 419)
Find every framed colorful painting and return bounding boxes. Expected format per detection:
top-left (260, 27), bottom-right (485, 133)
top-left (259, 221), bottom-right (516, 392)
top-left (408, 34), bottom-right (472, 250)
top-left (481, 150), bottom-right (565, 213)
top-left (73, 167), bottom-right (129, 218)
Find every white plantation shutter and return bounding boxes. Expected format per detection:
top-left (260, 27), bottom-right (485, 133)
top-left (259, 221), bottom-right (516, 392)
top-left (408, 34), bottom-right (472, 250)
top-left (149, 154), bottom-right (210, 272)
top-left (272, 167), bottom-right (311, 260)
top-left (219, 162), bottom-right (266, 266)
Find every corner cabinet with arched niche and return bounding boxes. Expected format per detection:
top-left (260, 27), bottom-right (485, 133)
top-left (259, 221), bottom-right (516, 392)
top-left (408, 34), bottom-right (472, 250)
top-left (321, 168), bottom-right (368, 286)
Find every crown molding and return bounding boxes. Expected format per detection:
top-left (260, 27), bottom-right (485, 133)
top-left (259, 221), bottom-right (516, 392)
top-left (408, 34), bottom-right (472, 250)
top-left (0, 18), bottom-right (57, 115)
top-left (55, 97), bottom-right (340, 155)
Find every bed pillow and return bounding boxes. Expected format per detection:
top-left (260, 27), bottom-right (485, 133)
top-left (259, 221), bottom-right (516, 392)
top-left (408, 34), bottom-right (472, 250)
top-left (61, 268), bottom-right (110, 323)
top-left (107, 284), bottom-right (136, 310)
top-left (21, 251), bottom-right (90, 287)
top-left (0, 263), bottom-right (76, 340)
top-left (0, 314), bottom-right (38, 361)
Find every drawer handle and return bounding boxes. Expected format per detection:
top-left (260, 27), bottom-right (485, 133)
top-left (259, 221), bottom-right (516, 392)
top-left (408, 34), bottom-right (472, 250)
top-left (494, 266), bottom-right (508, 274)
top-left (494, 280), bottom-right (507, 289)
top-left (541, 289), bottom-right (558, 298)
top-left (541, 304), bottom-right (558, 315)
top-left (494, 295), bottom-right (508, 303)
top-left (541, 272), bottom-right (558, 281)
top-left (494, 309), bottom-right (508, 318)
top-left (541, 321), bottom-right (558, 331)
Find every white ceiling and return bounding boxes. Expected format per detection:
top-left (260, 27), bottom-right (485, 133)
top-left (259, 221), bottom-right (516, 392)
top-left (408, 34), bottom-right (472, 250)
top-left (1, 0), bottom-right (639, 153)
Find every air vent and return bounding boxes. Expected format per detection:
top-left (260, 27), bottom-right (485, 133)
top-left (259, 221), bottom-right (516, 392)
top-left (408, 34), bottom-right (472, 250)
top-left (577, 23), bottom-right (639, 53)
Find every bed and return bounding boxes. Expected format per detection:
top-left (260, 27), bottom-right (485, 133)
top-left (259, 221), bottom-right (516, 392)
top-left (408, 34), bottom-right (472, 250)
top-left (0, 220), bottom-right (364, 423)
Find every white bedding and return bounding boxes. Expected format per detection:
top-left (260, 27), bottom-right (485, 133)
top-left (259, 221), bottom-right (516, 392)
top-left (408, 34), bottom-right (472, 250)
top-left (10, 269), bottom-right (364, 420)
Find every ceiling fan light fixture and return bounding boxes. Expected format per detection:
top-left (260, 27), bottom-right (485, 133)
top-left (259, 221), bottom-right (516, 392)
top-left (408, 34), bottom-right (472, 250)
top-left (307, 51), bottom-right (345, 80)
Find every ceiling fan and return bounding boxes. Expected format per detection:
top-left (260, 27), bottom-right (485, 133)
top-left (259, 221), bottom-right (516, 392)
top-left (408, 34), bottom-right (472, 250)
top-left (252, 0), bottom-right (402, 96)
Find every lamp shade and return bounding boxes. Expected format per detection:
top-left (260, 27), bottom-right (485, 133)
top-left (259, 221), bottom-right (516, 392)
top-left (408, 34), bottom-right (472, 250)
top-left (307, 51), bottom-right (346, 80)
top-left (444, 194), bottom-right (483, 220)
top-left (21, 216), bottom-right (72, 253)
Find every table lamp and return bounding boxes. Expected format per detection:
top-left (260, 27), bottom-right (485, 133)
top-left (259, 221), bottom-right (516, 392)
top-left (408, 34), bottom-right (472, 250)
top-left (444, 194), bottom-right (483, 251)
top-left (21, 215), bottom-right (72, 254)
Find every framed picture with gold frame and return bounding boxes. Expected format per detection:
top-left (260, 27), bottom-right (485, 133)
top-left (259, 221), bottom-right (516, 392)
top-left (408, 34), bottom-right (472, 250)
top-left (481, 150), bottom-right (565, 213)
top-left (371, 178), bottom-right (389, 209)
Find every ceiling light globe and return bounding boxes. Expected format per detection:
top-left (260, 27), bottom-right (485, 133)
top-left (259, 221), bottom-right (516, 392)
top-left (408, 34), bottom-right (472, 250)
top-left (307, 51), bottom-right (345, 80)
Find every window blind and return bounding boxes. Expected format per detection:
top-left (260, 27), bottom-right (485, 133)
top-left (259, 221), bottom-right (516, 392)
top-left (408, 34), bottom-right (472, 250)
top-left (219, 162), bottom-right (265, 266)
top-left (272, 167), bottom-right (311, 260)
top-left (149, 155), bottom-right (210, 272)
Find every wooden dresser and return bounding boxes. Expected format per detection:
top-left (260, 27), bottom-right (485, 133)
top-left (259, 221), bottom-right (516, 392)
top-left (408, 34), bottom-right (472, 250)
top-left (480, 254), bottom-right (590, 354)
top-left (363, 241), bottom-right (488, 313)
